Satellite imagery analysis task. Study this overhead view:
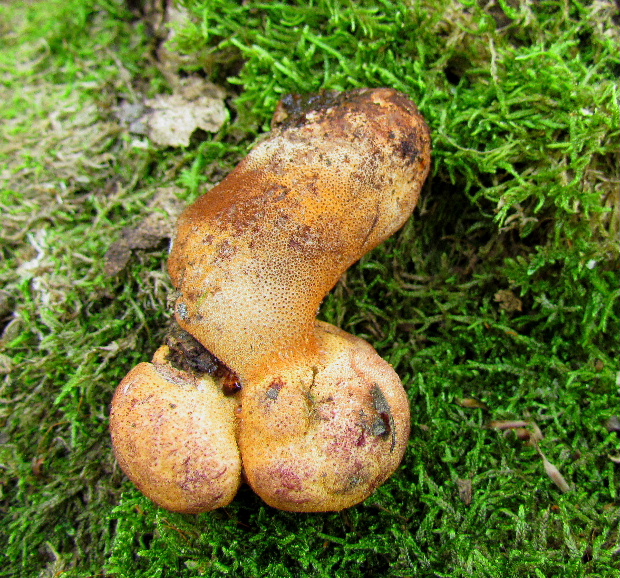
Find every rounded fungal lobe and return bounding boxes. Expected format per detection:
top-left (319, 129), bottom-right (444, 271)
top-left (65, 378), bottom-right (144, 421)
top-left (168, 87), bottom-right (431, 382)
top-left (239, 322), bottom-right (411, 512)
top-left (109, 346), bottom-right (241, 513)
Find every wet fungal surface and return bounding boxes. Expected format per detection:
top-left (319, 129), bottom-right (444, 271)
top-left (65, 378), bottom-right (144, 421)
top-left (110, 88), bottom-right (431, 513)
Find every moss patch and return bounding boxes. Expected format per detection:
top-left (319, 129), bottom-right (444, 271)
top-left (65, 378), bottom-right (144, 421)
top-left (1, 0), bottom-right (618, 576)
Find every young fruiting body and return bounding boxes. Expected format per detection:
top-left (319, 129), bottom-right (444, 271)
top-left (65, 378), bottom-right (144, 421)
top-left (110, 88), bottom-right (431, 512)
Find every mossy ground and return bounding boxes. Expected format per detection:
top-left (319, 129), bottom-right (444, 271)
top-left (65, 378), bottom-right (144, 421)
top-left (1, 0), bottom-right (619, 576)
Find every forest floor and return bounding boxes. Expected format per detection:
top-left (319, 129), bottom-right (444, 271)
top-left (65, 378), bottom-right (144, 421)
top-left (1, 1), bottom-right (619, 577)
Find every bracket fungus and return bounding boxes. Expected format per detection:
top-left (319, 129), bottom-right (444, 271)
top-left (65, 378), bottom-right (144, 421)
top-left (110, 88), bottom-right (431, 512)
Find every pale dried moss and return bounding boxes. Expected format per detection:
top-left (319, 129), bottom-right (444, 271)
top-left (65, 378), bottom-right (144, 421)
top-left (1, 85), bottom-right (119, 236)
top-left (0, 4), bottom-right (173, 573)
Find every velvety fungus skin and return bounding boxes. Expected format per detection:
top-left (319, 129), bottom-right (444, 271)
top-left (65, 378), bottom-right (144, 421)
top-left (239, 322), bottom-right (412, 511)
top-left (111, 88), bottom-right (431, 512)
top-left (110, 346), bottom-right (242, 514)
top-left (168, 88), bottom-right (431, 381)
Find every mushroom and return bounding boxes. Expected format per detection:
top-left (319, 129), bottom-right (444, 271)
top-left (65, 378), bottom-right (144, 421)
top-left (110, 88), bottom-right (431, 512)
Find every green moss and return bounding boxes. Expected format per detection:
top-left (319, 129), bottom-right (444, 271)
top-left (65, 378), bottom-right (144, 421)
top-left (1, 0), bottom-right (618, 576)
